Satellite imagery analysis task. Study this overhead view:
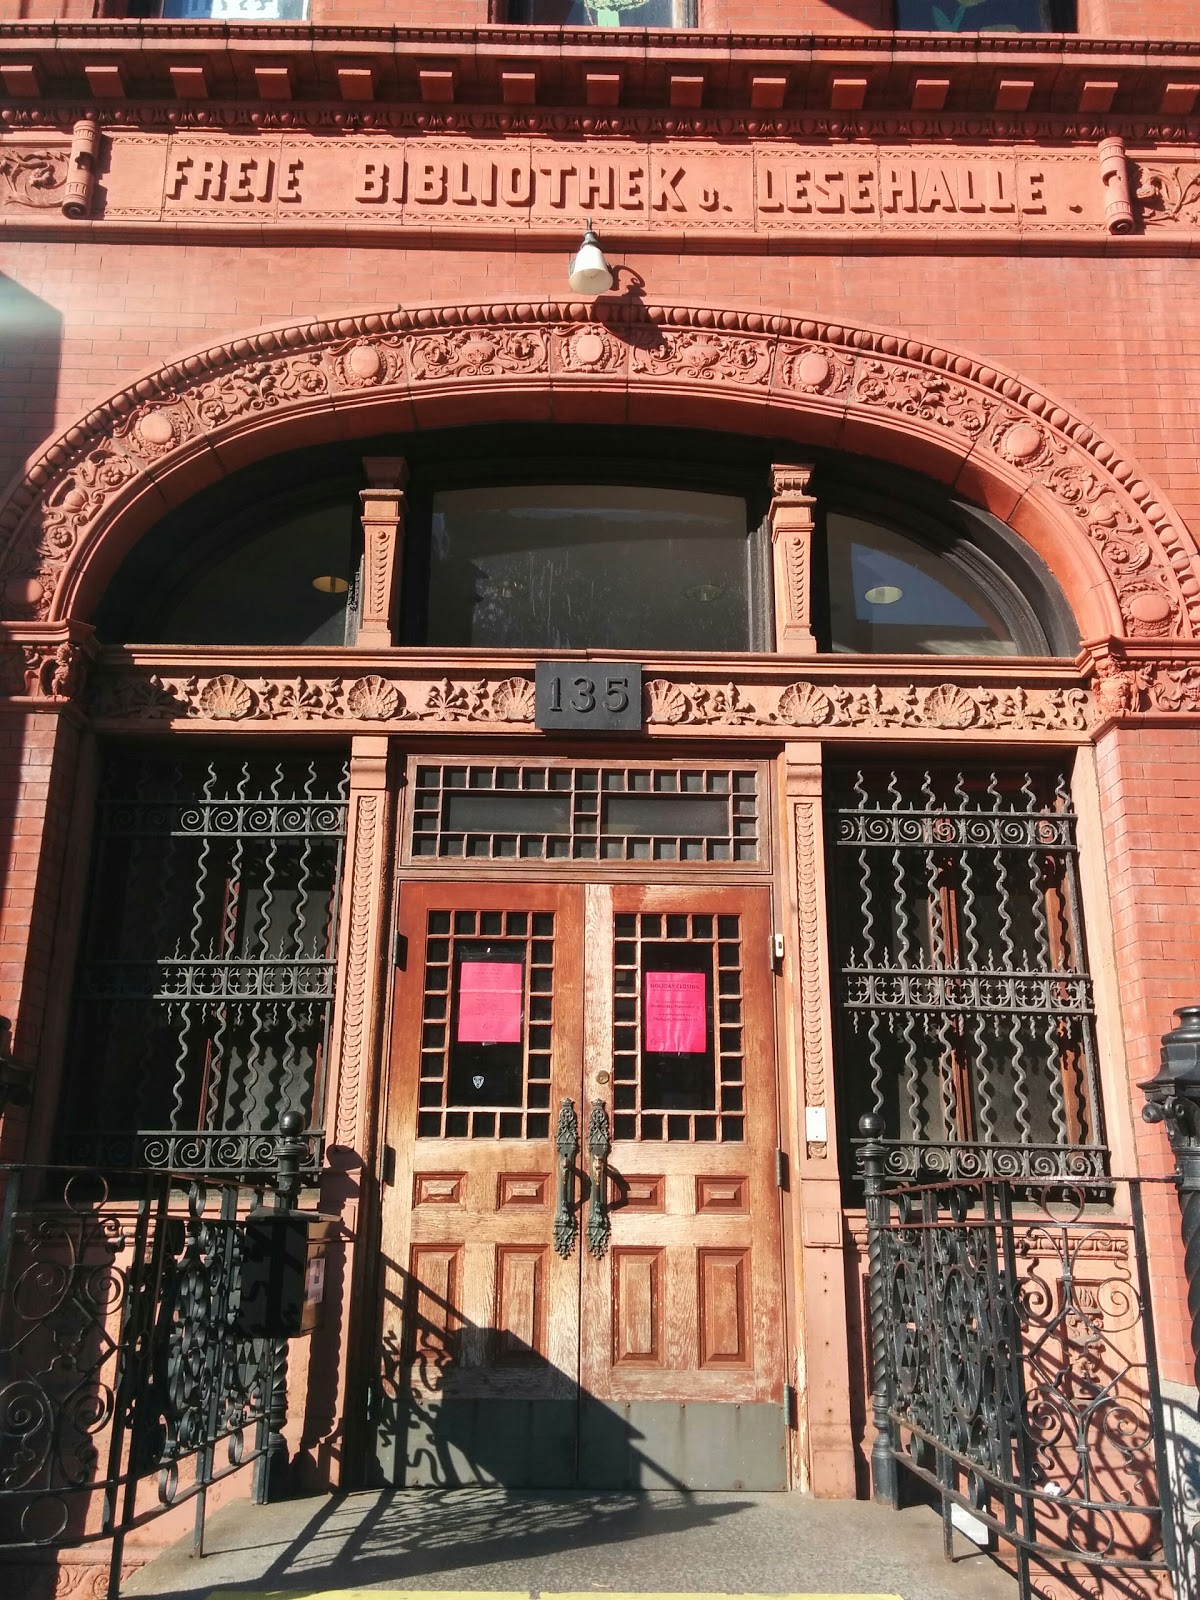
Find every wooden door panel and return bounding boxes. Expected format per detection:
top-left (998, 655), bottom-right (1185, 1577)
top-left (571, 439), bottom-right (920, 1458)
top-left (376, 881), bottom-right (584, 1485)
top-left (378, 876), bottom-right (788, 1490)
top-left (580, 884), bottom-right (785, 1442)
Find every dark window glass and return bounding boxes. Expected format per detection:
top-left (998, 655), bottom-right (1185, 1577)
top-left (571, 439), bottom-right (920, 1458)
top-left (895, 0), bottom-right (1072, 30)
top-left (142, 502), bottom-right (354, 646)
top-left (58, 750), bottom-right (348, 1174)
top-left (448, 944), bottom-right (527, 1108)
top-left (427, 485), bottom-right (754, 652)
top-left (156, 0), bottom-right (308, 16)
top-left (507, 0), bottom-right (692, 23)
top-left (827, 763), bottom-right (1105, 1185)
top-left (824, 511), bottom-right (1020, 656)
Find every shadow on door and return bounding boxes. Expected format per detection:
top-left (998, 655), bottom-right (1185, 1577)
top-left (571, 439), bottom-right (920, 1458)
top-left (375, 1262), bottom-right (781, 1491)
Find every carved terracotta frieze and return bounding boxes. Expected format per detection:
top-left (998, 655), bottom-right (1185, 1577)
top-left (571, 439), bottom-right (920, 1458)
top-left (76, 659), bottom-right (1097, 740)
top-left (0, 147), bottom-right (68, 209)
top-left (0, 301), bottom-right (1195, 648)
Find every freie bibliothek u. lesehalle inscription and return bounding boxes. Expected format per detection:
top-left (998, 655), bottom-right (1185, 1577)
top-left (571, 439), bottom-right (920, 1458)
top-left (0, 134), bottom-right (1129, 234)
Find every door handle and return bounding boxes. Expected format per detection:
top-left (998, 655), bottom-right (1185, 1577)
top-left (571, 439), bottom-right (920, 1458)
top-left (586, 1100), bottom-right (612, 1259)
top-left (553, 1098), bottom-right (580, 1259)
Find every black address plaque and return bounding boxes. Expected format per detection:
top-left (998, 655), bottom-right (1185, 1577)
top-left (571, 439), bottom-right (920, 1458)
top-left (534, 663), bottom-right (643, 732)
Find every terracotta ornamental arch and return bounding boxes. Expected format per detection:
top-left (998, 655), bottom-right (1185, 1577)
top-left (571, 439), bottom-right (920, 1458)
top-left (1, 298), bottom-right (1197, 642)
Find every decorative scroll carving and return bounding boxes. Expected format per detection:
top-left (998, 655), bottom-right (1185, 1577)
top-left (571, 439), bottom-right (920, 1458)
top-left (1133, 163), bottom-right (1200, 227)
top-left (646, 678), bottom-right (1090, 734)
top-left (1, 301), bottom-right (1195, 643)
top-left (1098, 136), bottom-right (1135, 235)
top-left (82, 662), bottom-right (1099, 737)
top-left (20, 640), bottom-right (84, 700)
top-left (793, 798), bottom-right (829, 1160)
top-left (769, 463), bottom-right (816, 656)
top-left (334, 792), bottom-right (377, 1151)
top-left (0, 148), bottom-right (67, 209)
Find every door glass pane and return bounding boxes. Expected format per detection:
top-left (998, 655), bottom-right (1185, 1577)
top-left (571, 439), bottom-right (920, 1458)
top-left (417, 908), bottom-right (554, 1140)
top-left (427, 485), bottom-right (752, 651)
top-left (612, 911), bottom-right (745, 1144)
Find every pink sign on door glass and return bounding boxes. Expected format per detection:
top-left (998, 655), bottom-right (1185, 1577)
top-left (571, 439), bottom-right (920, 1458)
top-left (644, 970), bottom-right (707, 1053)
top-left (457, 961), bottom-right (523, 1044)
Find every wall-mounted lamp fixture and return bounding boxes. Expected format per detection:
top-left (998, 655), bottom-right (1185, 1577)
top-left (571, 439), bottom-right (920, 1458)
top-left (568, 222), bottom-right (614, 294)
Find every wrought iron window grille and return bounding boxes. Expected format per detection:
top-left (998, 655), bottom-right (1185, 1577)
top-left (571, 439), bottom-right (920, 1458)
top-left (829, 763), bottom-right (1107, 1185)
top-left (58, 750), bottom-right (349, 1176)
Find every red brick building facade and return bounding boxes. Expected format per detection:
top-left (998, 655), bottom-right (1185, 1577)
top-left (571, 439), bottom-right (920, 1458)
top-left (2, 1), bottom-right (1200, 1595)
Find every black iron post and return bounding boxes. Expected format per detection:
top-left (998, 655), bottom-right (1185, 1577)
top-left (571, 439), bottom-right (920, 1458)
top-left (1141, 1005), bottom-right (1200, 1392)
top-left (254, 1109), bottom-right (307, 1504)
top-left (859, 1112), bottom-right (898, 1507)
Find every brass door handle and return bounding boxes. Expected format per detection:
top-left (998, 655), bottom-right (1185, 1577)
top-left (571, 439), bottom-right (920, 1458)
top-left (586, 1100), bottom-right (612, 1259)
top-left (553, 1098), bottom-right (580, 1259)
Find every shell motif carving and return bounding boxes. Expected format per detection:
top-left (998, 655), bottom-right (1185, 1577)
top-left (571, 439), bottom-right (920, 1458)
top-left (776, 681), bottom-right (833, 727)
top-left (491, 676), bottom-right (536, 723)
top-left (198, 674), bottom-right (254, 720)
top-left (921, 684), bottom-right (979, 729)
top-left (645, 679), bottom-right (689, 724)
top-left (346, 674), bottom-right (401, 719)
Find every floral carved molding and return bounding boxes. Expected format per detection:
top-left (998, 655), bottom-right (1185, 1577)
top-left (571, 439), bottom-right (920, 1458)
top-left (79, 662), bottom-right (1094, 739)
top-left (0, 301), bottom-right (1197, 643)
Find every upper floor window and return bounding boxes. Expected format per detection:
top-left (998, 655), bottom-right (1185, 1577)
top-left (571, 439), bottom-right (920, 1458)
top-left (895, 0), bottom-right (1074, 29)
top-left (506, 0), bottom-right (694, 21)
top-left (148, 0), bottom-right (308, 18)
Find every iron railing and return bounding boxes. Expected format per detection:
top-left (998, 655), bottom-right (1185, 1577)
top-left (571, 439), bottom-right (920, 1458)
top-left (0, 1127), bottom-right (312, 1600)
top-left (861, 1122), bottom-right (1184, 1600)
top-left (830, 764), bottom-right (1106, 1183)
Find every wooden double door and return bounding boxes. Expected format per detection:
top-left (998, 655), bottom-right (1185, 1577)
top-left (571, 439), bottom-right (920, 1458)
top-left (376, 879), bottom-right (787, 1489)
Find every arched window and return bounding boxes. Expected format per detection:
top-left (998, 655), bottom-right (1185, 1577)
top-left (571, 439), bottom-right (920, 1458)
top-left (823, 511), bottom-right (1024, 656)
top-left (95, 429), bottom-right (1074, 657)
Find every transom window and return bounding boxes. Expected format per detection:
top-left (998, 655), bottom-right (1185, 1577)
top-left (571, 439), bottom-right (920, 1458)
top-left (95, 430), bottom-right (1072, 659)
top-left (426, 484), bottom-right (758, 653)
top-left (825, 511), bottom-right (1021, 656)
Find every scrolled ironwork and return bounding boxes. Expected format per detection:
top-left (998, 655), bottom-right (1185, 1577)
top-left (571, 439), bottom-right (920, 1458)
top-left (586, 1099), bottom-right (612, 1260)
top-left (831, 764), bottom-right (1106, 1183)
top-left (553, 1098), bottom-right (580, 1260)
top-left (865, 1166), bottom-right (1180, 1599)
top-left (0, 1121), bottom-right (308, 1598)
top-left (59, 750), bottom-right (348, 1176)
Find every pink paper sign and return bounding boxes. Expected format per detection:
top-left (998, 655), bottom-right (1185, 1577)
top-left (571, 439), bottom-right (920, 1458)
top-left (457, 961), bottom-right (523, 1044)
top-left (644, 970), bottom-right (707, 1054)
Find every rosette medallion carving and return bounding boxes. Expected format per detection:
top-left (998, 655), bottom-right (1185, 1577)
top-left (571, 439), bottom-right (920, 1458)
top-left (0, 301), bottom-right (1194, 643)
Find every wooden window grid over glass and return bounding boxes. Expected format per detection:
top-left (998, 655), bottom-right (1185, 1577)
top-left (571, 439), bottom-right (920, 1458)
top-left (408, 761), bottom-right (759, 864)
top-left (613, 911), bottom-right (746, 1144)
top-left (417, 908), bottom-right (555, 1141)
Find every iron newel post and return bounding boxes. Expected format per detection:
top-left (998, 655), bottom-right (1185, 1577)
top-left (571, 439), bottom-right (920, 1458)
top-left (859, 1112), bottom-right (899, 1507)
top-left (1141, 1005), bottom-right (1200, 1391)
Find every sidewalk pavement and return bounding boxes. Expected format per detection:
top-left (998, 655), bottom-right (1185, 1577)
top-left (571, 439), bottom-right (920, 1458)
top-left (121, 1490), bottom-right (1018, 1600)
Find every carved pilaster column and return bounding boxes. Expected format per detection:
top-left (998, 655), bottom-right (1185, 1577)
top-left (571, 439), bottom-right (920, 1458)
top-left (769, 464), bottom-right (817, 656)
top-left (296, 735), bottom-right (395, 1489)
top-left (356, 457), bottom-right (409, 649)
top-left (781, 744), bottom-right (855, 1497)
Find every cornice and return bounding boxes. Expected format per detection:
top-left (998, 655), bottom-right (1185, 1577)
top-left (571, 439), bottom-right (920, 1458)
top-left (4, 26), bottom-right (1200, 124)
